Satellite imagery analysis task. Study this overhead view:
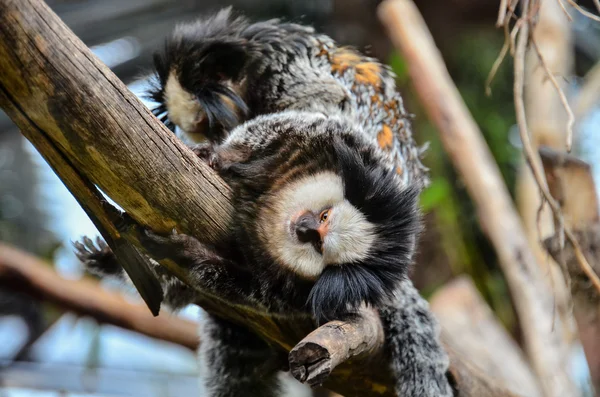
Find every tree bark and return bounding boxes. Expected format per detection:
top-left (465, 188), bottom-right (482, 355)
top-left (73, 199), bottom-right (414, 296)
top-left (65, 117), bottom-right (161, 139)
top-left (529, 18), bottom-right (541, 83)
top-left (431, 277), bottom-right (542, 397)
top-left (378, 1), bottom-right (578, 396)
top-left (0, 243), bottom-right (199, 350)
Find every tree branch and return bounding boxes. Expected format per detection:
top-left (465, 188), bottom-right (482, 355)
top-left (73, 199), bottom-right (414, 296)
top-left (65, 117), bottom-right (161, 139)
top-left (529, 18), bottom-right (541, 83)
top-left (2, 243), bottom-right (525, 397)
top-left (431, 277), bottom-right (542, 397)
top-left (378, 1), bottom-right (578, 395)
top-left (0, 243), bottom-right (199, 351)
top-left (289, 308), bottom-right (384, 388)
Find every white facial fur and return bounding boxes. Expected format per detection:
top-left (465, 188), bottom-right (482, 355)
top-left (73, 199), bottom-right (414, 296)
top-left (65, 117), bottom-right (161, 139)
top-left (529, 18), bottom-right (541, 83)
top-left (258, 171), bottom-right (376, 279)
top-left (164, 72), bottom-right (204, 137)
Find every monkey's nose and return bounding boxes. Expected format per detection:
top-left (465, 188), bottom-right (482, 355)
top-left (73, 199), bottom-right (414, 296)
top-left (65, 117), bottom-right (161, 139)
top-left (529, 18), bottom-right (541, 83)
top-left (296, 225), bottom-right (320, 243)
top-left (294, 214), bottom-right (320, 244)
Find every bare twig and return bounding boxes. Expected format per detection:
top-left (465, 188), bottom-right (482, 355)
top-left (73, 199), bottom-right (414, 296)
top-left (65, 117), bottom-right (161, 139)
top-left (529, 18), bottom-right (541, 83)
top-left (492, 0), bottom-right (522, 76)
top-left (530, 39), bottom-right (575, 152)
top-left (509, 18), bottom-right (523, 55)
top-left (498, 0), bottom-right (510, 27)
top-left (512, 0), bottom-right (600, 295)
top-left (556, 0), bottom-right (574, 22)
top-left (486, 23), bottom-right (511, 96)
top-left (564, 0), bottom-right (600, 22)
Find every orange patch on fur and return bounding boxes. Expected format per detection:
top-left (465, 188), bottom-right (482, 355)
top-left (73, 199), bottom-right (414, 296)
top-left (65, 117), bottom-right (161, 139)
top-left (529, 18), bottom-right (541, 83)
top-left (330, 48), bottom-right (362, 74)
top-left (330, 48), bottom-right (382, 88)
top-left (377, 125), bottom-right (393, 150)
top-left (354, 62), bottom-right (381, 87)
top-left (396, 166), bottom-right (403, 175)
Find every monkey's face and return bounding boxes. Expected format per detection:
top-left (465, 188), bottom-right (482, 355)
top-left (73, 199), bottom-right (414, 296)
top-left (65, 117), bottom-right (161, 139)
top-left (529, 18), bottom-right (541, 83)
top-left (255, 137), bottom-right (421, 323)
top-left (260, 171), bottom-right (376, 280)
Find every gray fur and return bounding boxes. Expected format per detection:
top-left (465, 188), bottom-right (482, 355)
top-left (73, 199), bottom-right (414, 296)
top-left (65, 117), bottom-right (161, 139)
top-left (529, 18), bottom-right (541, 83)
top-left (380, 280), bottom-right (454, 396)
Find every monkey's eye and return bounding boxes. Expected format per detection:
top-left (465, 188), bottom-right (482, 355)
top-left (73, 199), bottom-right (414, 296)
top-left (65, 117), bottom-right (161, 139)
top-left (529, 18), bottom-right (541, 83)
top-left (319, 209), bottom-right (330, 223)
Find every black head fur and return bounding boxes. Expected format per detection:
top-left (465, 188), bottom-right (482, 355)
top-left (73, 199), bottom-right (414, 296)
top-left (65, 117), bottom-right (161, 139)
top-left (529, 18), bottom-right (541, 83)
top-left (308, 136), bottom-right (422, 324)
top-left (204, 112), bottom-right (422, 322)
top-left (146, 8), bottom-right (255, 139)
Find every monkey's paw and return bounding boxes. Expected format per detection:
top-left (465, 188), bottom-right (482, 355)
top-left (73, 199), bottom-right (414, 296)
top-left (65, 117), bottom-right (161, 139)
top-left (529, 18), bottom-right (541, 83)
top-left (138, 228), bottom-right (206, 263)
top-left (190, 143), bottom-right (219, 169)
top-left (288, 341), bottom-right (333, 388)
top-left (73, 236), bottom-right (121, 275)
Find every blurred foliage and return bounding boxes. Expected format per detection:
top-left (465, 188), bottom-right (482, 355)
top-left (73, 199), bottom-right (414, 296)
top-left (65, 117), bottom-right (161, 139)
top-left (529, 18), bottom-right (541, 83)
top-left (389, 30), bottom-right (520, 330)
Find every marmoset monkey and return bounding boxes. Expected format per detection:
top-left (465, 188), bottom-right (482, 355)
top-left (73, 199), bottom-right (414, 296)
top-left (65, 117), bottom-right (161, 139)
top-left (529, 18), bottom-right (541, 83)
top-left (76, 8), bottom-right (453, 397)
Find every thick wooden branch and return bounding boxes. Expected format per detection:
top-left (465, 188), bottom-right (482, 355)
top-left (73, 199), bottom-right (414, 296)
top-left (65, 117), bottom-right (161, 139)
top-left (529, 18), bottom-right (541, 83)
top-left (0, 243), bottom-right (199, 350)
top-left (431, 277), bottom-right (542, 397)
top-left (378, 1), bottom-right (576, 395)
top-left (289, 308), bottom-right (384, 388)
top-left (0, 2), bottom-right (233, 242)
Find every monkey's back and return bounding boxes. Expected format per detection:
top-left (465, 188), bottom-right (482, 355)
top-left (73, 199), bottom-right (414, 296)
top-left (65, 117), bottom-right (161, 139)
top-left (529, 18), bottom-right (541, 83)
top-left (240, 21), bottom-right (429, 188)
top-left (153, 10), bottom-right (428, 187)
top-left (319, 43), bottom-right (428, 187)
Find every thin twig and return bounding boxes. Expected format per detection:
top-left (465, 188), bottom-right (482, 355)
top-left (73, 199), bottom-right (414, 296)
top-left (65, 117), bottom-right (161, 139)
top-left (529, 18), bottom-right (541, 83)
top-left (509, 19), bottom-right (523, 56)
top-left (530, 39), bottom-right (575, 152)
top-left (556, 0), bottom-right (574, 21)
top-left (565, 229), bottom-right (600, 292)
top-left (486, 23), bottom-right (511, 96)
top-left (498, 0), bottom-right (510, 27)
top-left (564, 0), bottom-right (600, 22)
top-left (513, 1), bottom-right (600, 295)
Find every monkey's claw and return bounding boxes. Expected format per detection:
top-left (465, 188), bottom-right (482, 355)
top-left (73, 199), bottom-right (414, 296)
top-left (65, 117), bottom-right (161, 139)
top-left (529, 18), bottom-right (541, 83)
top-left (288, 342), bottom-right (333, 388)
top-left (73, 236), bottom-right (110, 266)
top-left (73, 236), bottom-right (121, 276)
top-left (191, 143), bottom-right (219, 169)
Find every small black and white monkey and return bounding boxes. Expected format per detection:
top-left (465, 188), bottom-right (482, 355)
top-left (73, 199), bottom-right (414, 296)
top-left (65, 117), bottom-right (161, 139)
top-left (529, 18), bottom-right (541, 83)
top-left (75, 8), bottom-right (453, 397)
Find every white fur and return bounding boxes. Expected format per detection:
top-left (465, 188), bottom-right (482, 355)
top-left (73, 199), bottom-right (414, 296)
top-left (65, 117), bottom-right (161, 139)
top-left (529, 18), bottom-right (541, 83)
top-left (259, 171), bottom-right (375, 279)
top-left (323, 200), bottom-right (375, 265)
top-left (165, 72), bottom-right (203, 136)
